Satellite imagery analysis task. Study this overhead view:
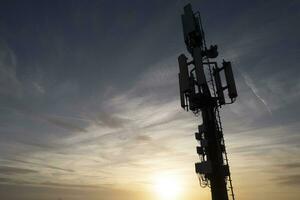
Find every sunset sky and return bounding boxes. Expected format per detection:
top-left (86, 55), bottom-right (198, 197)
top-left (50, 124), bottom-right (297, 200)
top-left (0, 0), bottom-right (299, 200)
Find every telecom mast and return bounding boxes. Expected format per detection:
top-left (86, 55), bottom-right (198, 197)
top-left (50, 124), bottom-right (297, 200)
top-left (178, 4), bottom-right (238, 200)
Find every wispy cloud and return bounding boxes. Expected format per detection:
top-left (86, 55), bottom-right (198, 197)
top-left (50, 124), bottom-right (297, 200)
top-left (273, 174), bottom-right (300, 186)
top-left (240, 71), bottom-right (272, 115)
top-left (0, 166), bottom-right (38, 175)
top-left (0, 40), bottom-right (22, 97)
top-left (0, 1), bottom-right (299, 199)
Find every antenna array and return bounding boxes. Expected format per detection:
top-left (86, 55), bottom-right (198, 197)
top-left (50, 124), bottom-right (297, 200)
top-left (178, 4), bottom-right (238, 200)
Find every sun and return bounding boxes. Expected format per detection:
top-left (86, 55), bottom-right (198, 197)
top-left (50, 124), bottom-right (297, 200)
top-left (153, 173), bottom-right (182, 200)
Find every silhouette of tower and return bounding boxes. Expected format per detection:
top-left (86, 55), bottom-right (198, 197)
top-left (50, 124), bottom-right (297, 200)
top-left (178, 4), bottom-right (238, 200)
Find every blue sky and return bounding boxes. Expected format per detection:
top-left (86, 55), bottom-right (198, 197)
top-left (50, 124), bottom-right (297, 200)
top-left (0, 0), bottom-right (299, 200)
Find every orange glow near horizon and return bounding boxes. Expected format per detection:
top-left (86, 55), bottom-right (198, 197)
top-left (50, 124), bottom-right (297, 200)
top-left (152, 173), bottom-right (183, 200)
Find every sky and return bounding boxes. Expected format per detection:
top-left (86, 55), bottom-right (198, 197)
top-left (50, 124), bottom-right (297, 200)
top-left (0, 0), bottom-right (299, 200)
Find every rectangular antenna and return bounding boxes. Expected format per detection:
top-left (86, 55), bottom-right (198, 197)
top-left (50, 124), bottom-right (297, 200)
top-left (213, 68), bottom-right (225, 105)
top-left (181, 4), bottom-right (195, 41)
top-left (181, 4), bottom-right (202, 53)
top-left (178, 73), bottom-right (187, 109)
top-left (193, 48), bottom-right (207, 86)
top-left (198, 124), bottom-right (206, 134)
top-left (223, 61), bottom-right (238, 99)
top-left (195, 161), bottom-right (212, 175)
top-left (178, 54), bottom-right (190, 93)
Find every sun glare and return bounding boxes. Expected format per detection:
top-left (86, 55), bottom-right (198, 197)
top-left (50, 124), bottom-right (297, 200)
top-left (153, 174), bottom-right (182, 200)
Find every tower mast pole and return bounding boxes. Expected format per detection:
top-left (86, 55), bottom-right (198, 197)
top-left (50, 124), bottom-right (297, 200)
top-left (178, 4), bottom-right (238, 200)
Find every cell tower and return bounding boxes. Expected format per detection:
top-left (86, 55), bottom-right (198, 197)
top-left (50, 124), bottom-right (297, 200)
top-left (178, 4), bottom-right (238, 200)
